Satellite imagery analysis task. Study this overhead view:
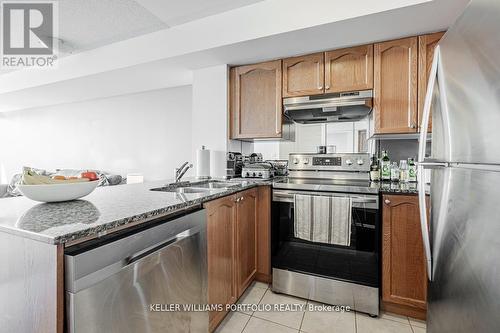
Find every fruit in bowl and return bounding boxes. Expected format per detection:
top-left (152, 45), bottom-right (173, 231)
top-left (18, 169), bottom-right (100, 202)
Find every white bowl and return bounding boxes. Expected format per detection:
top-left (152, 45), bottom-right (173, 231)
top-left (18, 180), bottom-right (100, 203)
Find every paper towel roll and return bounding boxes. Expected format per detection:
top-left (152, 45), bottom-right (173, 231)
top-left (196, 146), bottom-right (211, 179)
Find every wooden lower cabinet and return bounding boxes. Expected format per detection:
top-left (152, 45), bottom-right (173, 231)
top-left (205, 194), bottom-right (238, 332)
top-left (255, 186), bottom-right (272, 283)
top-left (382, 194), bottom-right (427, 320)
top-left (235, 188), bottom-right (258, 297)
top-left (205, 186), bottom-right (270, 331)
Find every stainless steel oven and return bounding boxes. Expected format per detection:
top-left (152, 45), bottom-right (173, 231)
top-left (271, 153), bottom-right (380, 316)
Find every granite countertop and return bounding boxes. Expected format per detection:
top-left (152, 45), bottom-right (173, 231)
top-left (0, 176), bottom-right (429, 245)
top-left (0, 178), bottom-right (269, 245)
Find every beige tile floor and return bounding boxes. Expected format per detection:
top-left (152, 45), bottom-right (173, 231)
top-left (216, 281), bottom-right (426, 333)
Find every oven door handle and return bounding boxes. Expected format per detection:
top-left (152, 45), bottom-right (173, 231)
top-left (272, 190), bottom-right (378, 205)
top-left (272, 192), bottom-right (294, 201)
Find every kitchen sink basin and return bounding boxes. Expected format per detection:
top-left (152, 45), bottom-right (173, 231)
top-left (150, 180), bottom-right (241, 193)
top-left (150, 186), bottom-right (211, 194)
top-left (166, 187), bottom-right (211, 194)
top-left (193, 181), bottom-right (240, 189)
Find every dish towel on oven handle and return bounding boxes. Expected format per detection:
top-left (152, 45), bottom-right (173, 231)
top-left (294, 194), bottom-right (352, 246)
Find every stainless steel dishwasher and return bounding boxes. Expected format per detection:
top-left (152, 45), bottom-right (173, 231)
top-left (65, 209), bottom-right (207, 333)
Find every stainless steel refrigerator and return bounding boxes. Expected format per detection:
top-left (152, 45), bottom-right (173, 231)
top-left (417, 0), bottom-right (500, 332)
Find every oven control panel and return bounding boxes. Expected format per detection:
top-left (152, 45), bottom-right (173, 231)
top-left (289, 153), bottom-right (370, 172)
top-left (313, 157), bottom-right (342, 166)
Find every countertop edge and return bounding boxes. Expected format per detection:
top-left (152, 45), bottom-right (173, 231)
top-left (0, 182), bottom-right (266, 246)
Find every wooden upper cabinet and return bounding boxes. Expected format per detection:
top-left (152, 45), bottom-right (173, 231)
top-left (230, 60), bottom-right (283, 139)
top-left (374, 37), bottom-right (418, 134)
top-left (205, 195), bottom-right (237, 332)
top-left (418, 32), bottom-right (445, 133)
top-left (282, 53), bottom-right (324, 97)
top-left (235, 188), bottom-right (258, 297)
top-left (324, 44), bottom-right (374, 93)
top-left (382, 195), bottom-right (427, 319)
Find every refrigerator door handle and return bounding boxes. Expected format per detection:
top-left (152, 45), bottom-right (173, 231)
top-left (418, 164), bottom-right (433, 281)
top-left (418, 46), bottom-right (440, 163)
top-left (417, 47), bottom-right (442, 281)
top-left (418, 161), bottom-right (449, 168)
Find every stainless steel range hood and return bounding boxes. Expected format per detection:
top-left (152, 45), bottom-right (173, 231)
top-left (283, 90), bottom-right (373, 124)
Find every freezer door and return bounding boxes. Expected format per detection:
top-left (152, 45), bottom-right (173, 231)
top-left (435, 0), bottom-right (500, 164)
top-left (428, 167), bottom-right (500, 333)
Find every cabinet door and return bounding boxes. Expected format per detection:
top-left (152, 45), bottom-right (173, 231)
top-left (230, 60), bottom-right (282, 139)
top-left (282, 53), bottom-right (324, 97)
top-left (374, 37), bottom-right (418, 134)
top-left (205, 196), bottom-right (237, 332)
top-left (382, 195), bottom-right (427, 316)
top-left (255, 186), bottom-right (271, 283)
top-left (418, 32), bottom-right (445, 133)
top-left (325, 44), bottom-right (373, 93)
top-left (235, 188), bottom-right (258, 297)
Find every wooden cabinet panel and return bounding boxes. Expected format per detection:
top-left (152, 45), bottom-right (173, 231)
top-left (235, 188), bottom-right (258, 297)
top-left (205, 187), bottom-right (266, 331)
top-left (374, 37), bottom-right (418, 134)
top-left (325, 44), bottom-right (373, 93)
top-left (230, 60), bottom-right (282, 139)
top-left (282, 53), bottom-right (324, 97)
top-left (205, 195), bottom-right (237, 332)
top-left (382, 195), bottom-right (427, 319)
top-left (418, 32), bottom-right (445, 133)
top-left (255, 186), bottom-right (271, 283)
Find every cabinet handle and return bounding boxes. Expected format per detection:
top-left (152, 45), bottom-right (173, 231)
top-left (410, 123), bottom-right (417, 129)
top-left (325, 85), bottom-right (330, 90)
top-left (240, 196), bottom-right (244, 201)
top-left (384, 199), bottom-right (391, 205)
top-left (318, 86), bottom-right (323, 90)
top-left (234, 197), bottom-right (240, 202)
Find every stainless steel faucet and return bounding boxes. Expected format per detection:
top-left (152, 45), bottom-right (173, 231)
top-left (175, 162), bottom-right (193, 182)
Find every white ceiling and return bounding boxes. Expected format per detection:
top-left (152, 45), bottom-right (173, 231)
top-left (135, 0), bottom-right (265, 26)
top-left (58, 0), bottom-right (167, 52)
top-left (0, 0), bottom-right (470, 112)
top-left (0, 0), bottom-right (263, 75)
top-left (58, 0), bottom-right (264, 52)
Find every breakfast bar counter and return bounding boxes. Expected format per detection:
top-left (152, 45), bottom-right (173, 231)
top-left (0, 179), bottom-right (267, 245)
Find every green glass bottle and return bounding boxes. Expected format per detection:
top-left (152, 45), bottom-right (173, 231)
top-left (380, 151), bottom-right (391, 180)
top-left (408, 158), bottom-right (417, 182)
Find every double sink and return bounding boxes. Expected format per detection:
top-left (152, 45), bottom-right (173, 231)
top-left (151, 180), bottom-right (243, 194)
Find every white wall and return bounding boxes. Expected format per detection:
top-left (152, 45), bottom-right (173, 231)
top-left (191, 65), bottom-right (229, 178)
top-left (253, 119), bottom-right (375, 160)
top-left (191, 64), bottom-right (254, 178)
top-left (0, 86), bottom-right (192, 183)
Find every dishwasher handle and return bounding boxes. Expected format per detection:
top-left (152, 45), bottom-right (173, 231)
top-left (67, 225), bottom-right (203, 293)
top-left (125, 227), bottom-right (199, 266)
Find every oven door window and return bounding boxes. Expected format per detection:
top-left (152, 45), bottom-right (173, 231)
top-left (271, 197), bottom-right (380, 287)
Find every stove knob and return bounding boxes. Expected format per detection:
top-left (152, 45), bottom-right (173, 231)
top-left (252, 172), bottom-right (256, 177)
top-left (345, 159), bottom-right (353, 166)
top-left (302, 159), bottom-right (309, 165)
top-left (357, 159), bottom-right (364, 165)
top-left (245, 172), bottom-right (250, 177)
top-left (258, 172), bottom-right (262, 177)
top-left (293, 158), bottom-right (299, 164)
